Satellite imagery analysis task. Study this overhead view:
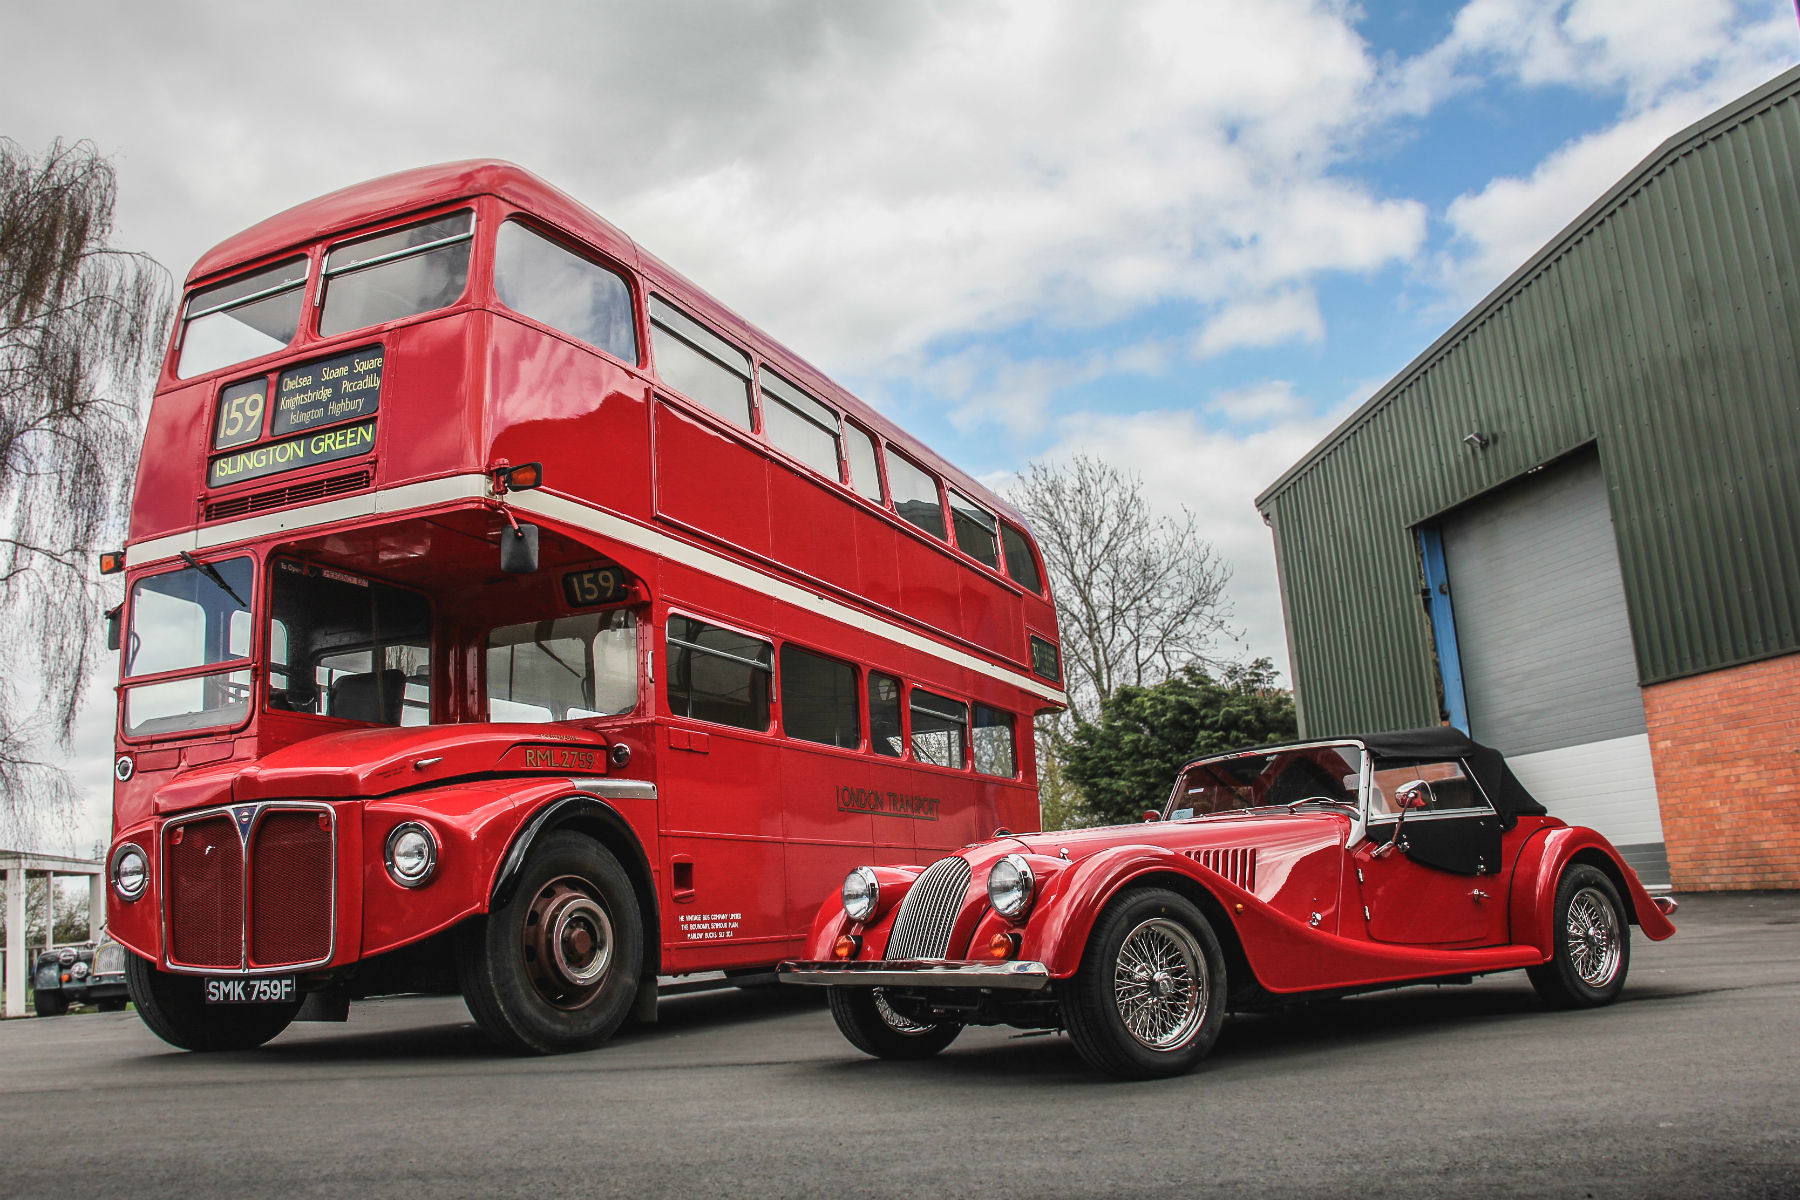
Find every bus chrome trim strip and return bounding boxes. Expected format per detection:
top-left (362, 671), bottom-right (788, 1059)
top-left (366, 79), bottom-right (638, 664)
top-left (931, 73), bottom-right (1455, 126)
top-left (124, 474), bottom-right (1070, 707)
top-left (571, 778), bottom-right (658, 801)
top-left (776, 959), bottom-right (1052, 991)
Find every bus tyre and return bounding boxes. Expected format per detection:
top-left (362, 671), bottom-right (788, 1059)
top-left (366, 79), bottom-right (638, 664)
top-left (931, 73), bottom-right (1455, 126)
top-left (124, 953), bottom-right (301, 1051)
top-left (1061, 888), bottom-right (1226, 1080)
top-left (33, 989), bottom-right (68, 1017)
top-left (457, 831), bottom-right (643, 1055)
top-left (827, 986), bottom-right (963, 1060)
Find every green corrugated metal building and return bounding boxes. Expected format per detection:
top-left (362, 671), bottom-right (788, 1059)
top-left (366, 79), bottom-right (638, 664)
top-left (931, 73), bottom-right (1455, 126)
top-left (1255, 66), bottom-right (1800, 892)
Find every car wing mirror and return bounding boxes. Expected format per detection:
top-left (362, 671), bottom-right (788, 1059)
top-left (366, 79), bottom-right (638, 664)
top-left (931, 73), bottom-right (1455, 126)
top-left (1394, 780), bottom-right (1432, 810)
top-left (1142, 809), bottom-right (1162, 822)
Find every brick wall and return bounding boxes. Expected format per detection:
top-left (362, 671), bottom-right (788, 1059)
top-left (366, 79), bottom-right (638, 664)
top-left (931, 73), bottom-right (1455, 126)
top-left (1643, 652), bottom-right (1800, 891)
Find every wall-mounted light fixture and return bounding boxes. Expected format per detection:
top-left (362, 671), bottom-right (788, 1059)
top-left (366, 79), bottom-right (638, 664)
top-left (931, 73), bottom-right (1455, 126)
top-left (1462, 431), bottom-right (1491, 450)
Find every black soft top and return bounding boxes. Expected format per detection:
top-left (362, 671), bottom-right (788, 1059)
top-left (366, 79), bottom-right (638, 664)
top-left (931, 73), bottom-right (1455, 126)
top-left (1190, 727), bottom-right (1548, 829)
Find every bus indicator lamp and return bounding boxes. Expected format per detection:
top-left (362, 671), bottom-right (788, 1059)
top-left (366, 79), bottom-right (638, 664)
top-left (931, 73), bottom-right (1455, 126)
top-left (98, 551), bottom-right (125, 575)
top-left (491, 462), bottom-right (544, 494)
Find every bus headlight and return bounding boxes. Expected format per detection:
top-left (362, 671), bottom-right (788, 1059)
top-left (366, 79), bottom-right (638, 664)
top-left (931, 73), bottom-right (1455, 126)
top-left (111, 843), bottom-right (148, 902)
top-left (987, 854), bottom-right (1035, 921)
top-left (384, 823), bottom-right (438, 888)
top-left (842, 866), bottom-right (880, 922)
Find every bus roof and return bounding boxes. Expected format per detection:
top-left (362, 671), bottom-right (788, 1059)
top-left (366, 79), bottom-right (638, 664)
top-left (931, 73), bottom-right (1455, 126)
top-left (189, 159), bottom-right (1028, 529)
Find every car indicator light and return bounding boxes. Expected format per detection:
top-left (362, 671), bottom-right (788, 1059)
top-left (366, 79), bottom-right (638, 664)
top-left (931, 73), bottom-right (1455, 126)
top-left (987, 932), bottom-right (1021, 960)
top-left (833, 934), bottom-right (861, 960)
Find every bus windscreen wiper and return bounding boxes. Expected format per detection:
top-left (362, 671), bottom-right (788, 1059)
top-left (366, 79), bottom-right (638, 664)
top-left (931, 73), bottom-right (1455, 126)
top-left (179, 551), bottom-right (248, 610)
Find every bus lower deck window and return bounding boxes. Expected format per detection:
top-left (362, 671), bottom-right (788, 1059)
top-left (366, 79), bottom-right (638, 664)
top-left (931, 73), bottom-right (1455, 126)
top-left (779, 644), bottom-right (859, 748)
top-left (869, 672), bottom-right (904, 757)
top-left (973, 704), bottom-right (1017, 777)
top-left (910, 689), bottom-right (968, 769)
top-left (666, 615), bottom-right (772, 730)
top-left (488, 611), bottom-right (639, 722)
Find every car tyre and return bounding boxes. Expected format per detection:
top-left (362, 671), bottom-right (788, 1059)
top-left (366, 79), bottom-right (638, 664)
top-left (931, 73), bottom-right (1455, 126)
top-left (1061, 887), bottom-right (1226, 1080)
top-left (33, 989), bottom-right (69, 1017)
top-left (827, 986), bottom-right (963, 1060)
top-left (456, 831), bottom-right (643, 1055)
top-left (125, 953), bottom-right (301, 1050)
top-left (1528, 863), bottom-right (1631, 1009)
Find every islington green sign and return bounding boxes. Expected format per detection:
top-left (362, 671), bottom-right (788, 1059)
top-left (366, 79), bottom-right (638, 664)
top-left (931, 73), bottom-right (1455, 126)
top-left (207, 419), bottom-right (376, 488)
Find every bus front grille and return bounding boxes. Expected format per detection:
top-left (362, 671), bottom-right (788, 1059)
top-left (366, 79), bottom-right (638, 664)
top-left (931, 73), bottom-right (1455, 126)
top-left (885, 856), bottom-right (973, 961)
top-left (249, 811), bottom-right (334, 967)
top-left (165, 814), bottom-right (245, 969)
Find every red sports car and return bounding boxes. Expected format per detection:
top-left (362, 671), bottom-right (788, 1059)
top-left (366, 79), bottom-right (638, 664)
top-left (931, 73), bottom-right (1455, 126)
top-left (780, 729), bottom-right (1677, 1079)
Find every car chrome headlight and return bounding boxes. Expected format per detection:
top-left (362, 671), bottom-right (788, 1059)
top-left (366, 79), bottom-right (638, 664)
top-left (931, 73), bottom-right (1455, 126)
top-left (58, 947), bottom-right (77, 967)
top-left (987, 854), bottom-right (1035, 921)
top-left (110, 843), bottom-right (148, 902)
top-left (384, 822), bottom-right (438, 888)
top-left (842, 866), bottom-right (880, 922)
top-left (71, 961), bottom-right (90, 980)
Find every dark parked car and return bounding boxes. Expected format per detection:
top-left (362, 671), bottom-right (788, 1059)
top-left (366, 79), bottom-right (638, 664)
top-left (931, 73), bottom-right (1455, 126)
top-left (782, 729), bottom-right (1677, 1078)
top-left (34, 939), bottom-right (131, 1015)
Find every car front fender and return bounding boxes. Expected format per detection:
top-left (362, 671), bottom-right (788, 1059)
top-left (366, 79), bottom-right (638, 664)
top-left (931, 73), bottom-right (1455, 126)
top-left (801, 865), bottom-right (925, 960)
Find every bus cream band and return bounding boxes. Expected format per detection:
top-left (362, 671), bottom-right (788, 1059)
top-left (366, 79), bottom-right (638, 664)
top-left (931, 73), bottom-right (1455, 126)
top-left (125, 475), bottom-right (1069, 707)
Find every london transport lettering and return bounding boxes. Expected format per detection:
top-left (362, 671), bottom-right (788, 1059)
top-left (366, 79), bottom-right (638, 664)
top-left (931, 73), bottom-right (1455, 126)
top-left (207, 419), bottom-right (377, 487)
top-left (270, 347), bottom-right (384, 437)
top-left (501, 744), bottom-right (604, 772)
top-left (836, 784), bottom-right (941, 820)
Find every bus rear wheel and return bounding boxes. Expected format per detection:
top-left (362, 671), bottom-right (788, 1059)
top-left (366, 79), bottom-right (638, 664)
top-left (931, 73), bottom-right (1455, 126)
top-left (457, 831), bottom-right (643, 1055)
top-left (124, 953), bottom-right (301, 1051)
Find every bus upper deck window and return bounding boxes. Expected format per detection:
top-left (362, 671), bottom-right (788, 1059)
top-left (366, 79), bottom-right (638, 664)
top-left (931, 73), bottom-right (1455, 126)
top-left (1001, 523), bottom-right (1044, 593)
top-left (649, 297), bottom-right (754, 430)
top-left (762, 371), bottom-right (841, 480)
top-left (494, 221), bottom-right (638, 364)
top-left (176, 257), bottom-right (308, 379)
top-left (845, 423), bottom-right (885, 504)
top-left (319, 210), bottom-right (474, 338)
top-left (885, 450), bottom-right (947, 541)
top-left (947, 488), bottom-right (999, 569)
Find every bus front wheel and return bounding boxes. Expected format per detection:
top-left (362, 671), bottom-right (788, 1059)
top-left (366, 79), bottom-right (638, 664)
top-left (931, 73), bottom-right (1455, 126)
top-left (457, 831), bottom-right (644, 1055)
top-left (124, 953), bottom-right (300, 1051)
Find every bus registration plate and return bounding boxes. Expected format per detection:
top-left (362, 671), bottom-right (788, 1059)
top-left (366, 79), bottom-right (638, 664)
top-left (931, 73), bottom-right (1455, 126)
top-left (204, 977), bottom-right (296, 1004)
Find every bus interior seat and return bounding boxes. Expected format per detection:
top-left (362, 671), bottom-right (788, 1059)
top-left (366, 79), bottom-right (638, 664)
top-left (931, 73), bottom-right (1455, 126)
top-left (329, 669), bottom-right (405, 724)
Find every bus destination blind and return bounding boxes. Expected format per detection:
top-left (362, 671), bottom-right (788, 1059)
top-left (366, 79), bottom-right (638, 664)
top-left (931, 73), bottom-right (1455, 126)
top-left (269, 347), bottom-right (384, 438)
top-left (207, 419), bottom-right (376, 488)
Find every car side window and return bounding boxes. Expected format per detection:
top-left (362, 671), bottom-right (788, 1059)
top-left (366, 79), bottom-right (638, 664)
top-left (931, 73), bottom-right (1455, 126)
top-left (1368, 759), bottom-right (1491, 817)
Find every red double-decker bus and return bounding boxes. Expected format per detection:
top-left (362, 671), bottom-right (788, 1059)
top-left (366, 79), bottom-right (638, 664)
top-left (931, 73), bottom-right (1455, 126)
top-left (102, 161), bottom-right (1065, 1053)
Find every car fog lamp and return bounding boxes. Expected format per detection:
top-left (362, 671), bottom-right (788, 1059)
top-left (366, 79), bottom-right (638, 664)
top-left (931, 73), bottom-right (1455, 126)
top-left (384, 822), bottom-right (438, 888)
top-left (987, 854), bottom-right (1035, 921)
top-left (841, 866), bottom-right (880, 922)
top-left (833, 934), bottom-right (862, 960)
top-left (111, 843), bottom-right (149, 903)
top-left (986, 932), bottom-right (1021, 960)
top-left (71, 961), bottom-right (90, 980)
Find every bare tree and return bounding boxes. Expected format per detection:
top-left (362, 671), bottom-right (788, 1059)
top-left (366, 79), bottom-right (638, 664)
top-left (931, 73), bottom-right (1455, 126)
top-left (1010, 453), bottom-right (1235, 726)
top-left (0, 139), bottom-right (171, 845)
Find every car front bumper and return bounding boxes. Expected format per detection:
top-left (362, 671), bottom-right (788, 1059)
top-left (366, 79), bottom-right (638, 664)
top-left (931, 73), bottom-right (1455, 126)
top-left (777, 959), bottom-right (1052, 990)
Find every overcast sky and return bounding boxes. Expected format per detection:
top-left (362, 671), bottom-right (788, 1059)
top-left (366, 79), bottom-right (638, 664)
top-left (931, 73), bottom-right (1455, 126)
top-left (4, 0), bottom-right (1793, 849)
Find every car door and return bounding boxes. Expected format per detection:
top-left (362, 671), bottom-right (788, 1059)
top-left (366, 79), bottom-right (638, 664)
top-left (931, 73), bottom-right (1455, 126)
top-left (1354, 757), bottom-right (1509, 946)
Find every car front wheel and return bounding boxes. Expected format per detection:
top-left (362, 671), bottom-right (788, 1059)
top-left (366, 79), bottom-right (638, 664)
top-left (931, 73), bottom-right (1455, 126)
top-left (33, 989), bottom-right (68, 1017)
top-left (827, 986), bottom-right (963, 1059)
top-left (456, 831), bottom-right (643, 1055)
top-left (1528, 863), bottom-right (1631, 1008)
top-left (124, 954), bottom-right (301, 1050)
top-left (1061, 887), bottom-right (1227, 1079)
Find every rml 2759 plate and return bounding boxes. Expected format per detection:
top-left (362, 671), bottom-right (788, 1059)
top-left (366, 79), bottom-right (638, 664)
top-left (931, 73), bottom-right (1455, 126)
top-left (204, 977), bottom-right (296, 1004)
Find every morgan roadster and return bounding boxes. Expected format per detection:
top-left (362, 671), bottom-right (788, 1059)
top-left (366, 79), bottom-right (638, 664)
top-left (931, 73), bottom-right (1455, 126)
top-left (780, 730), bottom-right (1677, 1079)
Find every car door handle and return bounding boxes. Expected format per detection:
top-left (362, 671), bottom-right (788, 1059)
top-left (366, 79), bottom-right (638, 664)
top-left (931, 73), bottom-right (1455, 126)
top-left (1470, 889), bottom-right (1489, 902)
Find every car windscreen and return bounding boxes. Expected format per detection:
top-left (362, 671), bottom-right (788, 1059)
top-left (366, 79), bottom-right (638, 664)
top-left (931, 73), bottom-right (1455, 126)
top-left (266, 560), bottom-right (431, 725)
top-left (1171, 745), bottom-right (1361, 818)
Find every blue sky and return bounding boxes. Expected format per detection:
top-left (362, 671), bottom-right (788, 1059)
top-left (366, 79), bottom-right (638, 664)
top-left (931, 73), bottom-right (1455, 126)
top-left (2, 0), bottom-right (1795, 845)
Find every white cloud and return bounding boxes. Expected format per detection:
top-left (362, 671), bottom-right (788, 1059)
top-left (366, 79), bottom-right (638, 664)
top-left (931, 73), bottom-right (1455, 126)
top-left (1205, 380), bottom-right (1308, 426)
top-left (1195, 290), bottom-right (1326, 358)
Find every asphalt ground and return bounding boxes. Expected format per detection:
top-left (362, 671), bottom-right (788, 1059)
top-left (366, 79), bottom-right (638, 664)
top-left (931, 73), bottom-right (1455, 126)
top-left (2, 891), bottom-right (1796, 1200)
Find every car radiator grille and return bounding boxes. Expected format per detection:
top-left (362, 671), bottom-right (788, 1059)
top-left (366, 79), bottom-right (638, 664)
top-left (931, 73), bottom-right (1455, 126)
top-left (1189, 846), bottom-right (1257, 891)
top-left (165, 814), bottom-right (244, 969)
top-left (885, 856), bottom-right (973, 961)
top-left (165, 805), bottom-right (334, 971)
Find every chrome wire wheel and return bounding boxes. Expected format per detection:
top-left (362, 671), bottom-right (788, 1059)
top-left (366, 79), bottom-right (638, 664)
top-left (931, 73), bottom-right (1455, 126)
top-left (521, 875), bottom-right (615, 1010)
top-left (873, 988), bottom-right (933, 1035)
top-left (1112, 917), bottom-right (1208, 1051)
top-left (1565, 884), bottom-right (1622, 989)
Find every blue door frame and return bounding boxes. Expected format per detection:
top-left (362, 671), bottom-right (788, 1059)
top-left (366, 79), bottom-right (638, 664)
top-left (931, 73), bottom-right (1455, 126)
top-left (1417, 527), bottom-right (1470, 734)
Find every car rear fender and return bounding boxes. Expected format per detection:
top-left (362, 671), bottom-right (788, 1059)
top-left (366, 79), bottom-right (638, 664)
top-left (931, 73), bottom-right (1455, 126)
top-left (1508, 825), bottom-right (1677, 955)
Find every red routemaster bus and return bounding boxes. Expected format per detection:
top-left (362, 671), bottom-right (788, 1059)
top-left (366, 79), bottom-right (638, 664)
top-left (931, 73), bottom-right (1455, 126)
top-left (102, 161), bottom-right (1065, 1053)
